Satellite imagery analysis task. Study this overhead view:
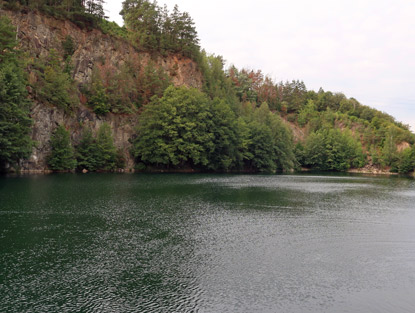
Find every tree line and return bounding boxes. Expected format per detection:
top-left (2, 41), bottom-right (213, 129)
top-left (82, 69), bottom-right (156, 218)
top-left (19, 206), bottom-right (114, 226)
top-left (1, 2), bottom-right (415, 174)
top-left (47, 123), bottom-right (124, 172)
top-left (131, 86), bottom-right (296, 172)
top-left (2, 0), bottom-right (106, 29)
top-left (121, 0), bottom-right (200, 59)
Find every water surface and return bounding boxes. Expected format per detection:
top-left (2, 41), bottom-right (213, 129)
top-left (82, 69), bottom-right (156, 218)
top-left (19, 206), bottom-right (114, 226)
top-left (1, 173), bottom-right (415, 312)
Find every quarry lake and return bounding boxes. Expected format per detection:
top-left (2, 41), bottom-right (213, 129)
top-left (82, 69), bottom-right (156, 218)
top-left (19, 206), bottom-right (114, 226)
top-left (1, 173), bottom-right (415, 313)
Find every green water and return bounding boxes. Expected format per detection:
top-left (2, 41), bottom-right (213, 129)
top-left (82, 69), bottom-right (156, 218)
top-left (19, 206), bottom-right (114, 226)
top-left (1, 173), bottom-right (415, 312)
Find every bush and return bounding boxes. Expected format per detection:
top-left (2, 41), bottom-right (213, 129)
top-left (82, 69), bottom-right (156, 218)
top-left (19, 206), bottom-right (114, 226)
top-left (62, 35), bottom-right (75, 59)
top-left (34, 49), bottom-right (77, 110)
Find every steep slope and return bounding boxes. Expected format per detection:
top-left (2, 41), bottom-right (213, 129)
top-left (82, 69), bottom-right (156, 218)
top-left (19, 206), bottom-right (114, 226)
top-left (2, 9), bottom-right (203, 172)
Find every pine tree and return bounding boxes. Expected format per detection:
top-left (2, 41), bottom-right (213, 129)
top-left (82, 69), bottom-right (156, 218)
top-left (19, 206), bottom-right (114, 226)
top-left (0, 16), bottom-right (18, 64)
top-left (0, 17), bottom-right (33, 171)
top-left (76, 128), bottom-right (98, 171)
top-left (47, 125), bottom-right (77, 171)
top-left (95, 123), bottom-right (117, 170)
top-left (76, 124), bottom-right (117, 171)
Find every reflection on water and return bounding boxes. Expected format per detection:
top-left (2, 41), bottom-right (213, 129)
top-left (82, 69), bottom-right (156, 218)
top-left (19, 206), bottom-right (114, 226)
top-left (1, 173), bottom-right (415, 312)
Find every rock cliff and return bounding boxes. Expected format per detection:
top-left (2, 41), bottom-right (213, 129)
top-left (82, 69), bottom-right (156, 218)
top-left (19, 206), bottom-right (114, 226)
top-left (1, 9), bottom-right (203, 172)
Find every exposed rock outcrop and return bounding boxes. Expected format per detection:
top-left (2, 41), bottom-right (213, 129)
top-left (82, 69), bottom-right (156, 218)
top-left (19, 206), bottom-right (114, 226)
top-left (1, 9), bottom-right (203, 172)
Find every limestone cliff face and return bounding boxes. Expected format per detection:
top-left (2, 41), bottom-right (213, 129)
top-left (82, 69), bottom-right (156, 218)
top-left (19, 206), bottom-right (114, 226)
top-left (1, 10), bottom-right (203, 172)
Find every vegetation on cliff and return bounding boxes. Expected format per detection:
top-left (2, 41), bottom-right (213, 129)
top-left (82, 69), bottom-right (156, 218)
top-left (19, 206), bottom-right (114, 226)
top-left (1, 1), bottom-right (415, 174)
top-left (0, 16), bottom-right (33, 172)
top-left (121, 0), bottom-right (200, 59)
top-left (2, 0), bottom-right (106, 28)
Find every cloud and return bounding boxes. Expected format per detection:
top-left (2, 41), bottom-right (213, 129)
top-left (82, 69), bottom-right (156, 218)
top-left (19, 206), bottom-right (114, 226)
top-left (105, 0), bottom-right (415, 129)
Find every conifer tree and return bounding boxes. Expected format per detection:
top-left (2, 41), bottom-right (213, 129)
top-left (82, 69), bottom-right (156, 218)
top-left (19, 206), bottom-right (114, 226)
top-left (0, 17), bottom-right (33, 171)
top-left (47, 125), bottom-right (77, 171)
top-left (95, 123), bottom-right (117, 170)
top-left (76, 124), bottom-right (117, 171)
top-left (76, 128), bottom-right (97, 171)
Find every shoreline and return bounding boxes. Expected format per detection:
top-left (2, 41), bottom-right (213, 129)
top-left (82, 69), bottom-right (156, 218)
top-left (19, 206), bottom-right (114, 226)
top-left (2, 167), bottom-right (413, 177)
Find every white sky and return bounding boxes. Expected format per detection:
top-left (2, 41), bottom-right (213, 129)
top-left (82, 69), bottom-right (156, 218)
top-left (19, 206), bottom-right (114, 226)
top-left (104, 0), bottom-right (415, 130)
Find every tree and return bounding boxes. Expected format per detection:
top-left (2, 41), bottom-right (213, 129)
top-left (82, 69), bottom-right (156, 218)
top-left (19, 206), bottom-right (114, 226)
top-left (246, 121), bottom-right (276, 172)
top-left (0, 17), bottom-right (33, 171)
top-left (76, 124), bottom-right (118, 171)
top-left (200, 52), bottom-right (237, 104)
top-left (121, 0), bottom-right (199, 58)
top-left (268, 112), bottom-right (297, 170)
top-left (397, 147), bottom-right (415, 174)
top-left (36, 49), bottom-right (75, 110)
top-left (381, 129), bottom-right (398, 167)
top-left (297, 99), bottom-right (317, 127)
top-left (88, 69), bottom-right (110, 115)
top-left (206, 98), bottom-right (242, 171)
top-left (62, 35), bottom-right (75, 59)
top-left (121, 0), bottom-right (161, 50)
top-left (302, 131), bottom-right (326, 169)
top-left (47, 125), bottom-right (77, 171)
top-left (95, 123), bottom-right (117, 170)
top-left (301, 128), bottom-right (365, 171)
top-left (0, 16), bottom-right (18, 64)
top-left (85, 0), bottom-right (106, 19)
top-left (0, 63), bottom-right (33, 170)
top-left (131, 86), bottom-right (214, 169)
top-left (76, 128), bottom-right (97, 171)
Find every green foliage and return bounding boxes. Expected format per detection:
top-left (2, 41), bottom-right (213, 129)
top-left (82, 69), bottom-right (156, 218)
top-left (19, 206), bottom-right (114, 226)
top-left (132, 88), bottom-right (297, 172)
top-left (87, 69), bottom-right (110, 115)
top-left (3, 3), bottom-right (414, 174)
top-left (121, 0), bottom-right (200, 59)
top-left (137, 61), bottom-right (171, 105)
top-left (95, 123), bottom-right (118, 170)
top-left (85, 0), bottom-right (106, 19)
top-left (87, 60), bottom-right (170, 114)
top-left (132, 86), bottom-right (214, 169)
top-left (76, 124), bottom-right (118, 171)
top-left (199, 51), bottom-right (237, 105)
top-left (0, 16), bottom-right (18, 64)
top-left (98, 19), bottom-right (128, 39)
top-left (268, 112), bottom-right (297, 171)
top-left (228, 66), bottom-right (259, 103)
top-left (101, 62), bottom-right (139, 114)
top-left (62, 35), bottom-right (75, 59)
top-left (297, 100), bottom-right (317, 127)
top-left (34, 49), bottom-right (76, 110)
top-left (0, 63), bottom-right (33, 170)
top-left (75, 128), bottom-right (96, 171)
top-left (381, 129), bottom-right (399, 167)
top-left (245, 120), bottom-right (276, 172)
top-left (301, 128), bottom-right (365, 171)
top-left (280, 80), bottom-right (307, 113)
top-left (396, 147), bottom-right (415, 174)
top-left (7, 0), bottom-right (106, 29)
top-left (47, 125), bottom-right (76, 171)
top-left (243, 102), bottom-right (296, 172)
top-left (206, 98), bottom-right (242, 171)
top-left (0, 18), bottom-right (33, 171)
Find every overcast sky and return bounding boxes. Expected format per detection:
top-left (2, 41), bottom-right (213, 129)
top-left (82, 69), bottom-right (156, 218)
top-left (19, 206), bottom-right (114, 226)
top-left (104, 0), bottom-right (415, 130)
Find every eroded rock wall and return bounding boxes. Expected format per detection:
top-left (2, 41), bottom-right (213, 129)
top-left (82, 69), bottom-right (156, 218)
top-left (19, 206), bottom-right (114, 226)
top-left (1, 9), bottom-right (203, 172)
